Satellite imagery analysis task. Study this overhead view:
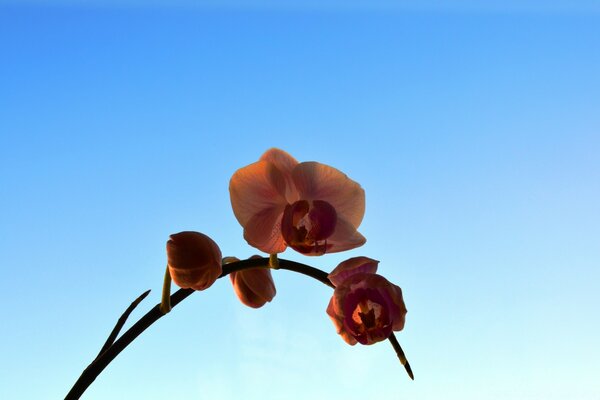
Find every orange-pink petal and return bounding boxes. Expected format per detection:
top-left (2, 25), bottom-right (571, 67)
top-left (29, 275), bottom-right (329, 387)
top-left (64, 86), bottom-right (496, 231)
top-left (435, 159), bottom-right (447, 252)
top-left (388, 283), bottom-right (407, 331)
top-left (243, 205), bottom-right (287, 254)
top-left (260, 148), bottom-right (300, 204)
top-left (260, 148), bottom-right (298, 179)
top-left (328, 256), bottom-right (379, 287)
top-left (292, 161), bottom-right (365, 228)
top-left (323, 217), bottom-right (366, 254)
top-left (229, 160), bottom-right (289, 227)
top-left (326, 296), bottom-right (358, 345)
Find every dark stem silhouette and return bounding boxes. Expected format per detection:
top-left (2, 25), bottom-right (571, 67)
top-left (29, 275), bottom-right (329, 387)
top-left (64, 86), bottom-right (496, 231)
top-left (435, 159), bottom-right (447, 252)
top-left (65, 257), bottom-right (411, 400)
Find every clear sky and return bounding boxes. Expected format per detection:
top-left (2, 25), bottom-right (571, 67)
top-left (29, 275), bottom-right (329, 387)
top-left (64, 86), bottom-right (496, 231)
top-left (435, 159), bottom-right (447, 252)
top-left (1, 1), bottom-right (599, 399)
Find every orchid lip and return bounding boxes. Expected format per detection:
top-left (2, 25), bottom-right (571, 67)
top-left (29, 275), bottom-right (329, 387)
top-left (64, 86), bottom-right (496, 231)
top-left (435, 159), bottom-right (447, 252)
top-left (281, 199), bottom-right (337, 255)
top-left (341, 286), bottom-right (394, 345)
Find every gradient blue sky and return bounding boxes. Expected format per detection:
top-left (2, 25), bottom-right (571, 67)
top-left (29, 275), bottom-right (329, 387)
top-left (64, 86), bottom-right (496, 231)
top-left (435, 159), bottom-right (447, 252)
top-left (1, 1), bottom-right (599, 399)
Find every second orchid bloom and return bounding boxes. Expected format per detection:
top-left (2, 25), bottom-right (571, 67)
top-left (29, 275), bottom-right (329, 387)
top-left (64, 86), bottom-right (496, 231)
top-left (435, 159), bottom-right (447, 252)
top-left (327, 257), bottom-right (407, 345)
top-left (229, 148), bottom-right (366, 256)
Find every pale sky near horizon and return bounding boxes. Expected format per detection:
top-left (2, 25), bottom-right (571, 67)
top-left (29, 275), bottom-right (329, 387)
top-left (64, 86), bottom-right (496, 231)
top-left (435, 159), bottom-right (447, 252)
top-left (1, 2), bottom-right (599, 399)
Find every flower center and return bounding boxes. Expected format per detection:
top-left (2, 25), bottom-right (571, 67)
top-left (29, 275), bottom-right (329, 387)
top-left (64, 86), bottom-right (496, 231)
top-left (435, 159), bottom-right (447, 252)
top-left (344, 288), bottom-right (392, 345)
top-left (353, 300), bottom-right (382, 329)
top-left (281, 199), bottom-right (337, 255)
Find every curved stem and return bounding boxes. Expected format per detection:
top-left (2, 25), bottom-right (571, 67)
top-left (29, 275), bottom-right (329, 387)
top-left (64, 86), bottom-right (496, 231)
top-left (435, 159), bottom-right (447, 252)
top-left (64, 288), bottom-right (195, 400)
top-left (65, 257), bottom-right (409, 399)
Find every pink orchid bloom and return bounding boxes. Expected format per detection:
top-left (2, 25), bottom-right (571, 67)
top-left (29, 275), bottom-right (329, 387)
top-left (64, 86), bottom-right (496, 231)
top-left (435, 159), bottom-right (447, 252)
top-left (326, 257), bottom-right (407, 345)
top-left (226, 256), bottom-right (277, 308)
top-left (229, 148), bottom-right (366, 256)
top-left (166, 231), bottom-right (222, 291)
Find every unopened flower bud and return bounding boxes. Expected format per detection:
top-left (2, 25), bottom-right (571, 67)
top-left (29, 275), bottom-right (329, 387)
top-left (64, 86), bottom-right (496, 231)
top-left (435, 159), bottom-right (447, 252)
top-left (166, 231), bottom-right (222, 291)
top-left (229, 256), bottom-right (276, 308)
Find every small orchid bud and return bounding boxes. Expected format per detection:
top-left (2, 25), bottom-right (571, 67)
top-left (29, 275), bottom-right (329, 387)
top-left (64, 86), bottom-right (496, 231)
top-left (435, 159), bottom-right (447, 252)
top-left (166, 231), bottom-right (222, 291)
top-left (228, 256), bottom-right (276, 308)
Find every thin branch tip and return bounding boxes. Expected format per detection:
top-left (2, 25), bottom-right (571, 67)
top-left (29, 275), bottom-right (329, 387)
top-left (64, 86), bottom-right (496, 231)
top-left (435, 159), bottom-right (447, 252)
top-left (95, 289), bottom-right (152, 359)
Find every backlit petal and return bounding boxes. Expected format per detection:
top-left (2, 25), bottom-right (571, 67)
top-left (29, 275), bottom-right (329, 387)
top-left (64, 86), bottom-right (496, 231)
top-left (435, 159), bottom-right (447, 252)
top-left (260, 148), bottom-right (300, 204)
top-left (326, 296), bottom-right (358, 345)
top-left (229, 160), bottom-right (288, 226)
top-left (292, 162), bottom-right (365, 228)
top-left (243, 206), bottom-right (287, 253)
top-left (328, 256), bottom-right (379, 287)
top-left (387, 283), bottom-right (407, 331)
top-left (260, 148), bottom-right (298, 178)
top-left (324, 217), bottom-right (366, 253)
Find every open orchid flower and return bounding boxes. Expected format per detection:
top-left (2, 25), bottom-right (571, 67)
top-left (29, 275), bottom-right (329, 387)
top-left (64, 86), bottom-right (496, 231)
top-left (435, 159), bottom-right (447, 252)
top-left (226, 256), bottom-right (276, 308)
top-left (326, 257), bottom-right (407, 345)
top-left (229, 148), bottom-right (366, 256)
top-left (166, 231), bottom-right (222, 291)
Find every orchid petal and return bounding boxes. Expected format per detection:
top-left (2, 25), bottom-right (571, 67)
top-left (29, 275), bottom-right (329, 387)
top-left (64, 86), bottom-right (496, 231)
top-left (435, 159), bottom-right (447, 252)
top-left (260, 148), bottom-right (300, 204)
top-left (387, 283), bottom-right (407, 331)
top-left (243, 206), bottom-right (287, 254)
top-left (328, 256), bottom-right (379, 287)
top-left (260, 148), bottom-right (298, 178)
top-left (229, 160), bottom-right (288, 226)
top-left (326, 296), bottom-right (358, 345)
top-left (324, 217), bottom-right (366, 253)
top-left (292, 161), bottom-right (365, 228)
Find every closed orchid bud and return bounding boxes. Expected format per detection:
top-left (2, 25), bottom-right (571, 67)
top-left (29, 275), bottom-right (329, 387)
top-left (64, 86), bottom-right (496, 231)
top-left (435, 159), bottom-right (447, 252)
top-left (166, 231), bottom-right (222, 291)
top-left (228, 256), bottom-right (276, 308)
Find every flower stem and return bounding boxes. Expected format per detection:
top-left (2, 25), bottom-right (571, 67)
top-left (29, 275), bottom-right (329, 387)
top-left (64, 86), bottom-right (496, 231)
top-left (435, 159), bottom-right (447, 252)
top-left (389, 331), bottom-right (414, 380)
top-left (269, 253), bottom-right (280, 269)
top-left (159, 265), bottom-right (172, 314)
top-left (65, 257), bottom-right (410, 399)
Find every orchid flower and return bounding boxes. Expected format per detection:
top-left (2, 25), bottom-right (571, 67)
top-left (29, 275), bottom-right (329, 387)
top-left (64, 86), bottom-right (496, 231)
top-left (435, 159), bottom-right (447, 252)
top-left (326, 257), bottom-right (407, 345)
top-left (229, 148), bottom-right (366, 256)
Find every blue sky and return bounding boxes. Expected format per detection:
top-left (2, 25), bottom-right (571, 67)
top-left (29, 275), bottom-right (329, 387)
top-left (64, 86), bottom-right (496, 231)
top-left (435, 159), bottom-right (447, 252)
top-left (1, 2), bottom-right (599, 399)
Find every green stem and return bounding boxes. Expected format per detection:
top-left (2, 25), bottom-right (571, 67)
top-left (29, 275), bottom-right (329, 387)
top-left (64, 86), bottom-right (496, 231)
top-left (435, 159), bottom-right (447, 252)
top-left (159, 265), bottom-right (172, 314)
top-left (65, 257), bottom-right (409, 399)
top-left (269, 253), bottom-right (280, 269)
